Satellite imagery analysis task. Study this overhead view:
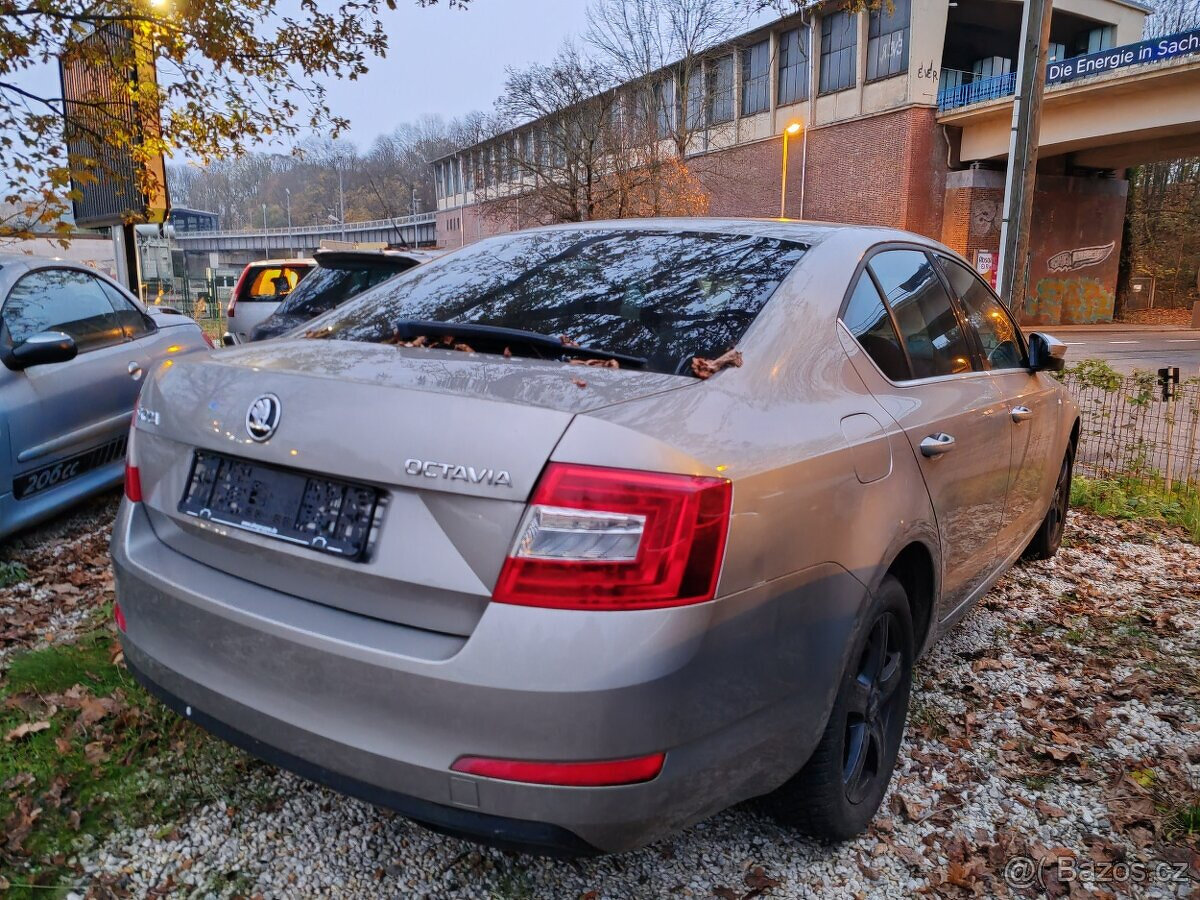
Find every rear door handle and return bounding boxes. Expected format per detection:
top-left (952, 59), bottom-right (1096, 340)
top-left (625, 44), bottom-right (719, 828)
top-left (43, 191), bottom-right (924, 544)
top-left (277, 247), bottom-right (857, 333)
top-left (1011, 406), bottom-right (1033, 423)
top-left (920, 433), bottom-right (956, 457)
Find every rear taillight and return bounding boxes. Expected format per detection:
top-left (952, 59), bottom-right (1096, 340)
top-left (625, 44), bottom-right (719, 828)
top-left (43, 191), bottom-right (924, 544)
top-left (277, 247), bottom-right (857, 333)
top-left (492, 463), bottom-right (731, 611)
top-left (228, 266), bottom-right (252, 319)
top-left (114, 601), bottom-right (127, 633)
top-left (124, 461), bottom-right (142, 502)
top-left (201, 331), bottom-right (215, 349)
top-left (125, 396), bottom-right (141, 502)
top-left (451, 752), bottom-right (664, 786)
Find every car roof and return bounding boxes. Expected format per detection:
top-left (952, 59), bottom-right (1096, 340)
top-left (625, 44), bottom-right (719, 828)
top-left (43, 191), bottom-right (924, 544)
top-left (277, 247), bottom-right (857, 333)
top-left (312, 248), bottom-right (442, 268)
top-left (244, 258), bottom-right (316, 268)
top-left (486, 217), bottom-right (953, 255)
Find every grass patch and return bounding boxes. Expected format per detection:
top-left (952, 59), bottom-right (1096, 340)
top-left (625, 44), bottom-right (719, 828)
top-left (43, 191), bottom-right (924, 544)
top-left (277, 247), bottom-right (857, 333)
top-left (1170, 803), bottom-right (1200, 839)
top-left (0, 561), bottom-right (28, 588)
top-left (0, 625), bottom-right (252, 894)
top-left (1071, 475), bottom-right (1200, 543)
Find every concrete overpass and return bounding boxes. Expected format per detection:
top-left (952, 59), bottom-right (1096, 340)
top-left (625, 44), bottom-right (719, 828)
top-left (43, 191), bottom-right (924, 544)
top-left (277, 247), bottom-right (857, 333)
top-left (939, 55), bottom-right (1200, 167)
top-left (172, 212), bottom-right (437, 256)
top-left (934, 22), bottom-right (1200, 325)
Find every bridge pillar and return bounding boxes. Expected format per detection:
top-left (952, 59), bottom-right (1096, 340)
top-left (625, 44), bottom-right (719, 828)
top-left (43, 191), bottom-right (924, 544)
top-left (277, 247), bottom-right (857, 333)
top-left (942, 166), bottom-right (1128, 325)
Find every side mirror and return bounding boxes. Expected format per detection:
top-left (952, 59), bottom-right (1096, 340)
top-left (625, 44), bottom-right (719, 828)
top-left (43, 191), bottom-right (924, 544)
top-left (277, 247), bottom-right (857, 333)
top-left (1028, 331), bottom-right (1067, 373)
top-left (2, 331), bottom-right (78, 371)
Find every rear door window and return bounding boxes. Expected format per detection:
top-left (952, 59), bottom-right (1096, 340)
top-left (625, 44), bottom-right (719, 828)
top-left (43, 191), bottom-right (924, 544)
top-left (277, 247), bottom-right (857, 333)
top-left (309, 230), bottom-right (808, 375)
top-left (2, 268), bottom-right (125, 352)
top-left (97, 279), bottom-right (153, 340)
top-left (868, 249), bottom-right (974, 379)
top-left (841, 273), bottom-right (910, 381)
top-left (939, 257), bottom-right (1028, 370)
top-left (238, 265), bottom-right (308, 302)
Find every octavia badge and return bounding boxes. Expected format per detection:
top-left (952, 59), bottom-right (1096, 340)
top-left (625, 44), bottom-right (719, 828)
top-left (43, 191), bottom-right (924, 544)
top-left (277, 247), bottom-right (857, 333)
top-left (246, 394), bottom-right (281, 442)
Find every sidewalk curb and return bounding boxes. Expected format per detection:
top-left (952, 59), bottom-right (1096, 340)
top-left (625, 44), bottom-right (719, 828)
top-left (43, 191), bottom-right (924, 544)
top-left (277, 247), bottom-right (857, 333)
top-left (1044, 324), bottom-right (1196, 334)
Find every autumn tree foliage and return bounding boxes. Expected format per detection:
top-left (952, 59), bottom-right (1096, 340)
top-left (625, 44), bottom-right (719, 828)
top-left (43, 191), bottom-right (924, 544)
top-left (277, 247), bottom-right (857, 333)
top-left (0, 0), bottom-right (464, 240)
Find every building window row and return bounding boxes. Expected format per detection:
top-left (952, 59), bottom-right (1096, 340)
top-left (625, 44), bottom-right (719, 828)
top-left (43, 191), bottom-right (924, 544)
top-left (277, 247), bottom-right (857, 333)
top-left (434, 4), bottom-right (915, 202)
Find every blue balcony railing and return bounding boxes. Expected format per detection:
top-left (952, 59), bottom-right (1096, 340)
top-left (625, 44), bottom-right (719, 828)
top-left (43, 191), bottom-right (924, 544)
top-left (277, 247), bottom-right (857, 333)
top-left (938, 70), bottom-right (1018, 111)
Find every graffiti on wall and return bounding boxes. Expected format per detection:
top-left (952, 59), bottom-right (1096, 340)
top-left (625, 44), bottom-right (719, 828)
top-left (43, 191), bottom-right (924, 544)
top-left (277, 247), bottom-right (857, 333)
top-left (970, 199), bottom-right (1000, 237)
top-left (1046, 240), bottom-right (1116, 273)
top-left (1028, 277), bottom-right (1116, 324)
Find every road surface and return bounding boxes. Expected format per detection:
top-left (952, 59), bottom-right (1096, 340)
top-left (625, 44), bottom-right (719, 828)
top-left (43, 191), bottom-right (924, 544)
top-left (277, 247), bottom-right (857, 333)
top-left (1043, 327), bottom-right (1200, 374)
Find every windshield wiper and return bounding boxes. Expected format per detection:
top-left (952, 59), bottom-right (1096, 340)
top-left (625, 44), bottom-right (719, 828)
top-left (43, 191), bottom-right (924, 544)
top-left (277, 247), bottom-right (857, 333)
top-left (388, 319), bottom-right (647, 368)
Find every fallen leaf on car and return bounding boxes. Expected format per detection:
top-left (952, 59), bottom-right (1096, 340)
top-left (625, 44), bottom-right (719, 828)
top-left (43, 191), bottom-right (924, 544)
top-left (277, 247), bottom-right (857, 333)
top-left (569, 358), bottom-right (619, 368)
top-left (571, 378), bottom-right (587, 389)
top-left (691, 349), bottom-right (743, 380)
top-left (559, 334), bottom-right (580, 347)
top-left (5, 721), bottom-right (50, 742)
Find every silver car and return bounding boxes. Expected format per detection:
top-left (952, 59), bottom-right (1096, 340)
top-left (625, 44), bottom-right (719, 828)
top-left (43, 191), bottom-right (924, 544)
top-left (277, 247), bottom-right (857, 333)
top-left (111, 220), bottom-right (1077, 854)
top-left (1, 256), bottom-right (210, 540)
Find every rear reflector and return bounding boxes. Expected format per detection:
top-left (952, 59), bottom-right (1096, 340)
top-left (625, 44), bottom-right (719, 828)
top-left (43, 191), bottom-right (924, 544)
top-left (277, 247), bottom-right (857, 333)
top-left (114, 601), bottom-right (127, 633)
top-left (451, 753), bottom-right (664, 786)
top-left (492, 463), bottom-right (731, 611)
top-left (124, 462), bottom-right (142, 502)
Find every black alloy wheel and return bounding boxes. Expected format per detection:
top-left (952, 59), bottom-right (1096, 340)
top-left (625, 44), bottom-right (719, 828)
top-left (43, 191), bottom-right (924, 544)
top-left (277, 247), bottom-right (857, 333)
top-left (842, 609), bottom-right (906, 805)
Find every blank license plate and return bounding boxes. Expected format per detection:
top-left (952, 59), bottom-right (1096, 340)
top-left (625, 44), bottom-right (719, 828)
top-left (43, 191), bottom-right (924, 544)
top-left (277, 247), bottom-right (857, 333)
top-left (179, 451), bottom-right (379, 559)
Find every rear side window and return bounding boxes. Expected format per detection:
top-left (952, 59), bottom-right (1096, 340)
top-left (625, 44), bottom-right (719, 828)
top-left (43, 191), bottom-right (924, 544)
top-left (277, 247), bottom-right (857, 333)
top-left (2, 268), bottom-right (124, 352)
top-left (309, 230), bottom-right (807, 375)
top-left (939, 257), bottom-right (1028, 370)
top-left (842, 274), bottom-right (910, 381)
top-left (868, 250), bottom-right (973, 379)
top-left (238, 265), bottom-right (308, 302)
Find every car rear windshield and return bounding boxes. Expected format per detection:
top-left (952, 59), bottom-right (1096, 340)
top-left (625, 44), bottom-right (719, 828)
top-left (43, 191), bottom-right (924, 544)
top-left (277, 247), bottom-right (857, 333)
top-left (306, 229), bottom-right (807, 374)
top-left (237, 265), bottom-right (309, 302)
top-left (277, 263), bottom-right (410, 318)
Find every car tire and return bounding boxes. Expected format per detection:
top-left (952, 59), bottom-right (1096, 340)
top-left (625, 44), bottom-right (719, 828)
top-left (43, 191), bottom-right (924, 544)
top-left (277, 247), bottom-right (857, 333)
top-left (764, 575), bottom-right (914, 842)
top-left (1023, 448), bottom-right (1073, 561)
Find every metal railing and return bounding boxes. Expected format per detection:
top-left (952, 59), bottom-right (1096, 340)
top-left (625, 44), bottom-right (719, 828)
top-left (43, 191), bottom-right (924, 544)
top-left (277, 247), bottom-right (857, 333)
top-left (1062, 368), bottom-right (1200, 496)
top-left (173, 212), bottom-right (436, 241)
top-left (937, 70), bottom-right (1017, 111)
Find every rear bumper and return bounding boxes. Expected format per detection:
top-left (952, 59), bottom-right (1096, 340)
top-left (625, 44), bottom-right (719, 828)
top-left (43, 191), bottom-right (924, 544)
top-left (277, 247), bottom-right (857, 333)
top-left (124, 653), bottom-right (595, 856)
top-left (111, 499), bottom-right (867, 853)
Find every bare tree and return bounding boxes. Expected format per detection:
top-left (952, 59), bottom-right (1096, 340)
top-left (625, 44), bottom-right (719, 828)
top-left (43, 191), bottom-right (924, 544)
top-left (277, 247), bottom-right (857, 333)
top-left (1143, 0), bottom-right (1200, 34)
top-left (480, 43), bottom-right (618, 225)
top-left (586, 0), bottom-right (749, 159)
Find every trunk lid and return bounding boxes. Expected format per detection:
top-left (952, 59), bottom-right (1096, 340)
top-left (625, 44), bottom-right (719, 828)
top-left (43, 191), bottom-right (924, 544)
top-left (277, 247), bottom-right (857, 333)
top-left (134, 339), bottom-right (687, 636)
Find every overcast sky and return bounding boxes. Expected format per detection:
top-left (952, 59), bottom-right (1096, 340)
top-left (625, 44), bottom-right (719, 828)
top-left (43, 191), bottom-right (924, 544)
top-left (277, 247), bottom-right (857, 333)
top-left (323, 0), bottom-right (593, 147)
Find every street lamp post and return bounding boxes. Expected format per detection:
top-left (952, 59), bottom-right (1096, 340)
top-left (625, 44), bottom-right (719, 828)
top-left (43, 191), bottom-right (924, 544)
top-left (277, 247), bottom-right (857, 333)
top-left (262, 203), bottom-right (268, 259)
top-left (338, 167), bottom-right (347, 242)
top-left (285, 188), bottom-right (292, 257)
top-left (780, 122), bottom-right (803, 219)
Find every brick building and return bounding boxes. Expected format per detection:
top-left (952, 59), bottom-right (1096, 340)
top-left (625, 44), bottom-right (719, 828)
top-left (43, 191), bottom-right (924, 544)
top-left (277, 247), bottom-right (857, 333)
top-left (432, 0), bottom-right (1196, 325)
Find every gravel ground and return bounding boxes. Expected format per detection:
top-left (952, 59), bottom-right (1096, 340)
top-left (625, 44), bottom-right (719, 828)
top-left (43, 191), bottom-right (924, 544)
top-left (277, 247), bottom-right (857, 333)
top-left (6, 505), bottom-right (1199, 898)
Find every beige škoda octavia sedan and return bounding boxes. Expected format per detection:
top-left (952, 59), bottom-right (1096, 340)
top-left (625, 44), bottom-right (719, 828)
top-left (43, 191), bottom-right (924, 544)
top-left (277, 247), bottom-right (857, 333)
top-left (111, 220), bottom-right (1077, 854)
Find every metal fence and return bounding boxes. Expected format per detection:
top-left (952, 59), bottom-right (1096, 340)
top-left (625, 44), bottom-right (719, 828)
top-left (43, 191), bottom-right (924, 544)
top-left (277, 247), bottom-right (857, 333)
top-left (1061, 367), bottom-right (1200, 496)
top-left (937, 70), bottom-right (1017, 111)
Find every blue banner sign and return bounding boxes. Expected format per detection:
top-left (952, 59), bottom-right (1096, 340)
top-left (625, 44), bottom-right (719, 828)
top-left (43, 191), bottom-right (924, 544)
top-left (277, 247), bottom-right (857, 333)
top-left (1047, 28), bottom-right (1200, 84)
